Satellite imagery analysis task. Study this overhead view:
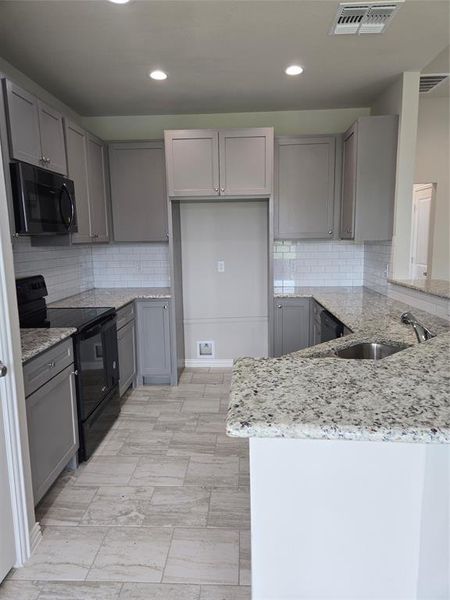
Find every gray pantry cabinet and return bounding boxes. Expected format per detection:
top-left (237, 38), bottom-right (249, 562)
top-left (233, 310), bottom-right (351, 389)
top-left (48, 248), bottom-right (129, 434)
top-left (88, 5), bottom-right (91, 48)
top-left (164, 128), bottom-right (273, 197)
top-left (23, 338), bottom-right (78, 505)
top-left (273, 298), bottom-right (311, 357)
top-left (65, 121), bottom-right (110, 243)
top-left (136, 300), bottom-right (172, 385)
top-left (4, 79), bottom-right (67, 174)
top-left (109, 141), bottom-right (168, 242)
top-left (116, 302), bottom-right (137, 397)
top-left (275, 136), bottom-right (336, 239)
top-left (340, 115), bottom-right (398, 241)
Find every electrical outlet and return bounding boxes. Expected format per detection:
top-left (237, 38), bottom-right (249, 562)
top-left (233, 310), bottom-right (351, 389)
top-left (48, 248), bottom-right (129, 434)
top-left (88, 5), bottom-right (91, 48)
top-left (217, 260), bottom-right (225, 273)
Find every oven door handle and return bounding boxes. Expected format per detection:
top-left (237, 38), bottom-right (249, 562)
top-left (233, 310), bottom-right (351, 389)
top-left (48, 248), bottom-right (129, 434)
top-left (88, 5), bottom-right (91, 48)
top-left (59, 183), bottom-right (75, 231)
top-left (80, 315), bottom-right (116, 340)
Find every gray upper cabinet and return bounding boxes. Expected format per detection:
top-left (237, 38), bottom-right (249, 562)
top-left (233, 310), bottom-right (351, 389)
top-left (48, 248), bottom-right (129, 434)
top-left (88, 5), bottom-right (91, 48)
top-left (86, 133), bottom-right (109, 243)
top-left (219, 128), bottom-right (273, 196)
top-left (4, 80), bottom-right (66, 174)
top-left (109, 142), bottom-right (168, 242)
top-left (164, 127), bottom-right (273, 198)
top-left (273, 298), bottom-right (311, 357)
top-left (340, 115), bottom-right (398, 242)
top-left (64, 120), bottom-right (91, 243)
top-left (275, 136), bottom-right (336, 239)
top-left (136, 300), bottom-right (172, 385)
top-left (37, 101), bottom-right (67, 175)
top-left (165, 129), bottom-right (219, 197)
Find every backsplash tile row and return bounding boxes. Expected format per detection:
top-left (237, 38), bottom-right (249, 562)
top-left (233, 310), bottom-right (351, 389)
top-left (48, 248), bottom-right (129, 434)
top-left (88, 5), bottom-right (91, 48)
top-left (274, 240), bottom-right (364, 287)
top-left (363, 241), bottom-right (392, 294)
top-left (91, 243), bottom-right (170, 288)
top-left (12, 237), bottom-right (94, 303)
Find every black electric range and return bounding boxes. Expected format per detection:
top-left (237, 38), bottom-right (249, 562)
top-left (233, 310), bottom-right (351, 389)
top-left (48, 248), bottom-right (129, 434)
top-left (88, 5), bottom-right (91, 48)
top-left (16, 275), bottom-right (120, 461)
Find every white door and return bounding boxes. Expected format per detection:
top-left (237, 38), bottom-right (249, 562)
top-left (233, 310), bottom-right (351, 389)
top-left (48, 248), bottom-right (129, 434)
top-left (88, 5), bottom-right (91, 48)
top-left (0, 133), bottom-right (36, 580)
top-left (410, 184), bottom-right (434, 279)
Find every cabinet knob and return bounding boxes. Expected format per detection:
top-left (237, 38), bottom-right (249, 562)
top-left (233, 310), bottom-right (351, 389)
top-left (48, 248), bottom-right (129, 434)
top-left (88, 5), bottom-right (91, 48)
top-left (328, 229), bottom-right (333, 235)
top-left (346, 228), bottom-right (352, 234)
top-left (163, 304), bottom-right (168, 310)
top-left (0, 361), bottom-right (7, 378)
top-left (220, 187), bottom-right (225, 193)
top-left (47, 360), bottom-right (56, 369)
top-left (277, 304), bottom-right (282, 309)
top-left (214, 187), bottom-right (219, 192)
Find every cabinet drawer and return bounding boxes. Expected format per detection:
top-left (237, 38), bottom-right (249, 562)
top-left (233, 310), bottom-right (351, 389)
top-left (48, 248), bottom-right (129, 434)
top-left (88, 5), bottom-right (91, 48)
top-left (23, 338), bottom-right (73, 398)
top-left (117, 302), bottom-right (135, 331)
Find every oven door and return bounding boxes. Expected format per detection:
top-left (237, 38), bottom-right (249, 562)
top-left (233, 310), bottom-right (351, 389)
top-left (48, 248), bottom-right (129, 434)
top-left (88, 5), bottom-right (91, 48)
top-left (75, 315), bottom-right (119, 422)
top-left (10, 162), bottom-right (77, 235)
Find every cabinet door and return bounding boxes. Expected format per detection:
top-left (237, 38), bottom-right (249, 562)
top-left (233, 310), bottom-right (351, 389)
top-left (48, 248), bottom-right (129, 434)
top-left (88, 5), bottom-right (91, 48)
top-left (37, 101), bottom-right (67, 175)
top-left (64, 120), bottom-right (92, 243)
top-left (219, 128), bottom-right (273, 196)
top-left (164, 129), bottom-right (219, 197)
top-left (340, 125), bottom-right (357, 240)
top-left (4, 80), bottom-right (41, 166)
top-left (26, 365), bottom-right (78, 505)
top-left (86, 134), bottom-right (109, 242)
top-left (109, 142), bottom-right (168, 242)
top-left (136, 300), bottom-right (171, 383)
top-left (118, 319), bottom-right (136, 397)
top-left (275, 137), bottom-right (335, 239)
top-left (273, 299), bottom-right (311, 357)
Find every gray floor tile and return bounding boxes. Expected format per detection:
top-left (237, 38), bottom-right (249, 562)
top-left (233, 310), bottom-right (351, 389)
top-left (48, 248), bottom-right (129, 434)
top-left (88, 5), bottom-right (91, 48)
top-left (208, 488), bottom-right (250, 529)
top-left (36, 486), bottom-right (97, 527)
top-left (182, 398), bottom-right (220, 414)
top-left (74, 457), bottom-right (139, 487)
top-left (142, 487), bottom-right (210, 527)
top-left (196, 414), bottom-right (227, 434)
top-left (87, 527), bottom-right (173, 583)
top-left (81, 486), bottom-right (155, 526)
top-left (164, 528), bottom-right (239, 585)
top-left (167, 432), bottom-right (217, 457)
top-left (38, 581), bottom-right (122, 599)
top-left (130, 456), bottom-right (189, 486)
top-left (119, 431), bottom-right (173, 456)
top-left (199, 586), bottom-right (251, 600)
top-left (153, 414), bottom-right (198, 433)
top-left (0, 581), bottom-right (42, 600)
top-left (120, 583), bottom-right (200, 599)
top-left (185, 454), bottom-right (239, 488)
top-left (11, 527), bottom-right (107, 581)
top-left (239, 531), bottom-right (251, 586)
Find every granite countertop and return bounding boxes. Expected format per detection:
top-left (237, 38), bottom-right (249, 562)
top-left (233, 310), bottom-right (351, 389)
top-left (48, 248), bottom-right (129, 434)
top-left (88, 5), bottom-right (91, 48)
top-left (21, 328), bottom-right (76, 364)
top-left (227, 286), bottom-right (450, 444)
top-left (388, 278), bottom-right (450, 300)
top-left (50, 287), bottom-right (172, 310)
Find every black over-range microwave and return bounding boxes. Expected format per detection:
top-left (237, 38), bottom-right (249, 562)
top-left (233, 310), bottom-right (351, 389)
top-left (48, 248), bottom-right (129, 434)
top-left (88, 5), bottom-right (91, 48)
top-left (10, 161), bottom-right (78, 235)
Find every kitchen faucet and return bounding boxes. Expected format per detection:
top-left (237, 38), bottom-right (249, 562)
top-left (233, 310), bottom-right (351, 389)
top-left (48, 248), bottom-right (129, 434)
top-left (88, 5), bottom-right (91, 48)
top-left (400, 312), bottom-right (436, 343)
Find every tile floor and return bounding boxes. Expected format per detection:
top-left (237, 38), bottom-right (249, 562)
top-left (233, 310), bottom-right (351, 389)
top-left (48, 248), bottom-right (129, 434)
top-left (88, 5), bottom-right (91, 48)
top-left (1, 369), bottom-right (251, 600)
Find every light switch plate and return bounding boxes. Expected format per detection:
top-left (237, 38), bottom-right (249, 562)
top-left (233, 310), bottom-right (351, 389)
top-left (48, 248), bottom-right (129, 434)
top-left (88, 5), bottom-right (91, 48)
top-left (217, 260), bottom-right (225, 272)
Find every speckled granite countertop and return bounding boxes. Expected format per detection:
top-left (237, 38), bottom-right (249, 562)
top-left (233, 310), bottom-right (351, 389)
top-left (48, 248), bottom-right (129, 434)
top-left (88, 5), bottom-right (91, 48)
top-left (227, 287), bottom-right (450, 444)
top-left (21, 328), bottom-right (75, 364)
top-left (50, 287), bottom-right (171, 310)
top-left (388, 278), bottom-right (450, 300)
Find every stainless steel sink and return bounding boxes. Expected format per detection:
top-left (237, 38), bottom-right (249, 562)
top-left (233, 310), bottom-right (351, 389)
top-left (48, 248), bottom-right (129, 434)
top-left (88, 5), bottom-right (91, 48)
top-left (334, 342), bottom-right (408, 360)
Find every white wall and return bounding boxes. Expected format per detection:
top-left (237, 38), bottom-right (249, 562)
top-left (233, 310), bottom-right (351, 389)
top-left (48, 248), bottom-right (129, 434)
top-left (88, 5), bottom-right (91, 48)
top-left (371, 72), bottom-right (421, 280)
top-left (415, 96), bottom-right (449, 280)
top-left (180, 201), bottom-right (268, 364)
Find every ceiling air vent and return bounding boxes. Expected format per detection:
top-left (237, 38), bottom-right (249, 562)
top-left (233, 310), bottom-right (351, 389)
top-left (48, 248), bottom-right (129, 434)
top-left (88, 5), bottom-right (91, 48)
top-left (330, 1), bottom-right (403, 35)
top-left (419, 74), bottom-right (449, 93)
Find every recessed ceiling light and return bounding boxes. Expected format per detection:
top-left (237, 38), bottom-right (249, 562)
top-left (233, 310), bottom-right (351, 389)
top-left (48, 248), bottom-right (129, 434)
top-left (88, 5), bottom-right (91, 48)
top-left (149, 70), bottom-right (168, 81)
top-left (108, 0), bottom-right (130, 4)
top-left (285, 65), bottom-right (304, 76)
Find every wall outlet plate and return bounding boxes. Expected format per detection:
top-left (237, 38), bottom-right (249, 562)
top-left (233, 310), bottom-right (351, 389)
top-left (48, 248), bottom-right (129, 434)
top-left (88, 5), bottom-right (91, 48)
top-left (197, 341), bottom-right (215, 358)
top-left (217, 260), bottom-right (225, 273)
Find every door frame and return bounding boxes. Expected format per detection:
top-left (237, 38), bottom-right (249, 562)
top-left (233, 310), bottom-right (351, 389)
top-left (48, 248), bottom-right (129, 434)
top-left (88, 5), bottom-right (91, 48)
top-left (409, 182), bottom-right (436, 280)
top-left (0, 133), bottom-right (40, 574)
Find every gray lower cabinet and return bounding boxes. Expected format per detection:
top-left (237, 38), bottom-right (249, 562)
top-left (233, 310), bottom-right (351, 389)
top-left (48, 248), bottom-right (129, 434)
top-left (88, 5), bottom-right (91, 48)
top-left (3, 79), bottom-right (67, 174)
top-left (136, 300), bottom-right (172, 384)
top-left (117, 303), bottom-right (136, 396)
top-left (275, 136), bottom-right (336, 239)
top-left (340, 115), bottom-right (398, 241)
top-left (273, 298), bottom-right (311, 357)
top-left (23, 340), bottom-right (78, 505)
top-left (109, 142), bottom-right (168, 242)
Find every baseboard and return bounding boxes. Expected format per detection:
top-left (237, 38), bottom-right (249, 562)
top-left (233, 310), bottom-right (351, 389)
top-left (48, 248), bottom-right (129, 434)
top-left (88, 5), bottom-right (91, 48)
top-left (185, 359), bottom-right (234, 368)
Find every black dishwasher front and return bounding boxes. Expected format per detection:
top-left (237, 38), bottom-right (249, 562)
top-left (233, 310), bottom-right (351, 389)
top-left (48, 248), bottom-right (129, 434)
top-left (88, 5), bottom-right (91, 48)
top-left (320, 310), bottom-right (344, 343)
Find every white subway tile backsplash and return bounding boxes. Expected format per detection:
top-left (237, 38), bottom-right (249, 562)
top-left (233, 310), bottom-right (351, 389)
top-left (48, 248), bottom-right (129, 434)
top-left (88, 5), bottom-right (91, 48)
top-left (273, 240), bottom-right (364, 287)
top-left (363, 241), bottom-right (392, 294)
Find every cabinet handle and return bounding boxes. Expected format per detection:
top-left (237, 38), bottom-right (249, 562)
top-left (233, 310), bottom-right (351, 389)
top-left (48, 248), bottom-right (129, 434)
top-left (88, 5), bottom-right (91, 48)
top-left (47, 360), bottom-right (56, 369)
top-left (0, 361), bottom-right (7, 378)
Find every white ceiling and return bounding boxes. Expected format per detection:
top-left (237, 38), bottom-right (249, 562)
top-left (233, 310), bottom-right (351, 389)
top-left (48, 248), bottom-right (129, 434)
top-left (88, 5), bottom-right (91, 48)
top-left (0, 0), bottom-right (448, 116)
